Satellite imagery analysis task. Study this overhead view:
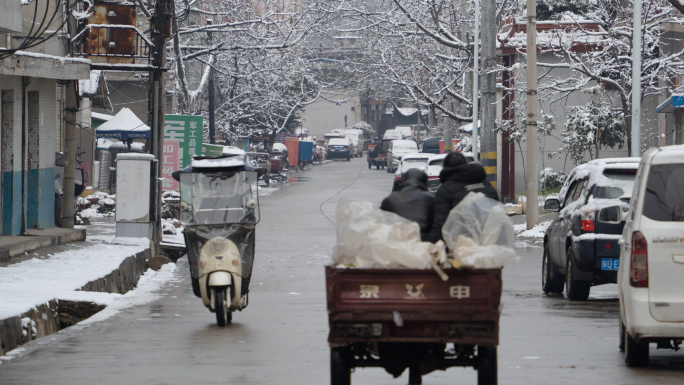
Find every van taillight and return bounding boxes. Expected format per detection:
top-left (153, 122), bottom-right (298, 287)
top-left (630, 231), bottom-right (648, 288)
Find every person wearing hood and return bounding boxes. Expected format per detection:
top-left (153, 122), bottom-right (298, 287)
top-left (381, 168), bottom-right (435, 241)
top-left (427, 152), bottom-right (499, 243)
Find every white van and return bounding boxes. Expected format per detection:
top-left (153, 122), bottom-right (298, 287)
top-left (383, 129), bottom-right (402, 141)
top-left (618, 145), bottom-right (684, 366)
top-left (394, 126), bottom-right (414, 140)
top-left (386, 139), bottom-right (418, 172)
top-left (344, 131), bottom-right (361, 158)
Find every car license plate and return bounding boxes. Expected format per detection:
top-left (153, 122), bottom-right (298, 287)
top-left (601, 258), bottom-right (619, 271)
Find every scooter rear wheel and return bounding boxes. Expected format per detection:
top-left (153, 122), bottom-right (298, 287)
top-left (212, 287), bottom-right (232, 326)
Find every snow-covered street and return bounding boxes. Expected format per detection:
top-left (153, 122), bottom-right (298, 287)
top-left (1, 159), bottom-right (683, 384)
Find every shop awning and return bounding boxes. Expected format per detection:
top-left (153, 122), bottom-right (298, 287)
top-left (95, 108), bottom-right (150, 139)
top-left (657, 94), bottom-right (684, 113)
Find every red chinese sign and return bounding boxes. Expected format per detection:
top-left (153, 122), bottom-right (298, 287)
top-left (162, 141), bottom-right (179, 190)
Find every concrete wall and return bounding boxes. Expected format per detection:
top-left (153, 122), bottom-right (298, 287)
top-left (1, 76), bottom-right (23, 235)
top-left (0, 76), bottom-right (58, 234)
top-left (301, 96), bottom-right (362, 138)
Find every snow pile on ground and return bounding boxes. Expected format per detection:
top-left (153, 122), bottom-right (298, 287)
top-left (515, 221), bottom-right (552, 238)
top-left (0, 242), bottom-right (148, 320)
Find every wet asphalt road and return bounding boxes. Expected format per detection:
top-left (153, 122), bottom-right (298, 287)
top-left (1, 157), bottom-right (684, 384)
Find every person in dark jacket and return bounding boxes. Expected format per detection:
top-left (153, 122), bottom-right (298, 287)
top-left (381, 169), bottom-right (435, 241)
top-left (427, 152), bottom-right (499, 243)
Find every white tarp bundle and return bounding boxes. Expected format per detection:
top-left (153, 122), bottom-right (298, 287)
top-left (332, 200), bottom-right (445, 268)
top-left (442, 192), bottom-right (518, 268)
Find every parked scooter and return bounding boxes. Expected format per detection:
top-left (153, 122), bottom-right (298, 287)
top-left (173, 154), bottom-right (265, 326)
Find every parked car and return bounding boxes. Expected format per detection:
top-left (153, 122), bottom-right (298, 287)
top-left (387, 140), bottom-right (419, 172)
top-left (393, 125), bottom-right (415, 140)
top-left (422, 137), bottom-right (441, 154)
top-left (543, 158), bottom-right (640, 300)
top-left (324, 130), bottom-right (346, 146)
top-left (424, 152), bottom-right (475, 192)
top-left (618, 145), bottom-right (684, 366)
top-left (327, 137), bottom-right (351, 161)
top-left (393, 153), bottom-right (432, 184)
top-left (345, 129), bottom-right (364, 158)
top-left (383, 129), bottom-right (402, 141)
top-left (426, 153), bottom-right (448, 192)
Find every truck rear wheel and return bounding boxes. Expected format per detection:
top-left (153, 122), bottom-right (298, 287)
top-left (477, 346), bottom-right (497, 385)
top-left (331, 346), bottom-right (351, 385)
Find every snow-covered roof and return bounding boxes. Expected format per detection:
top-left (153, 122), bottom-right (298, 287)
top-left (395, 107), bottom-right (418, 116)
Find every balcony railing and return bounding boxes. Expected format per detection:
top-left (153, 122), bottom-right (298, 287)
top-left (71, 24), bottom-right (153, 66)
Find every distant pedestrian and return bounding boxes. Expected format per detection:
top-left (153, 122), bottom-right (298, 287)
top-left (427, 152), bottom-right (498, 243)
top-left (381, 169), bottom-right (435, 241)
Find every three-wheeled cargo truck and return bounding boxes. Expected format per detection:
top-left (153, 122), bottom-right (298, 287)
top-left (325, 266), bottom-right (501, 385)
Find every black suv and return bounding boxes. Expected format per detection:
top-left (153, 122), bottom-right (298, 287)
top-left (542, 158), bottom-right (639, 300)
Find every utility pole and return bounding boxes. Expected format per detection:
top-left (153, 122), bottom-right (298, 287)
top-left (631, 0), bottom-right (642, 157)
top-left (526, 0), bottom-right (539, 229)
top-left (62, 0), bottom-right (78, 229)
top-left (207, 19), bottom-right (215, 144)
top-left (472, 0), bottom-right (480, 160)
top-left (481, 0), bottom-right (497, 191)
top-left (149, 0), bottom-right (174, 250)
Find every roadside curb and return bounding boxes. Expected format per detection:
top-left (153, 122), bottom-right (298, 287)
top-left (0, 228), bottom-right (86, 263)
top-left (0, 247), bottom-right (150, 356)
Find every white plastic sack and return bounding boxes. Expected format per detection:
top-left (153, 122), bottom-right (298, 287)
top-left (332, 200), bottom-right (446, 268)
top-left (442, 192), bottom-right (518, 268)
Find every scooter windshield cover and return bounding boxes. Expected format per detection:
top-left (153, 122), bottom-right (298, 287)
top-left (179, 171), bottom-right (259, 226)
top-left (184, 224), bottom-right (256, 295)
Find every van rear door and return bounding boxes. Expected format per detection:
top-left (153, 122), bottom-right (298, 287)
top-left (640, 162), bottom-right (684, 322)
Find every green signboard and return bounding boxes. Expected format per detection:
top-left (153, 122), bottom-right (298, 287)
top-left (164, 115), bottom-right (203, 168)
top-left (202, 143), bottom-right (224, 157)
